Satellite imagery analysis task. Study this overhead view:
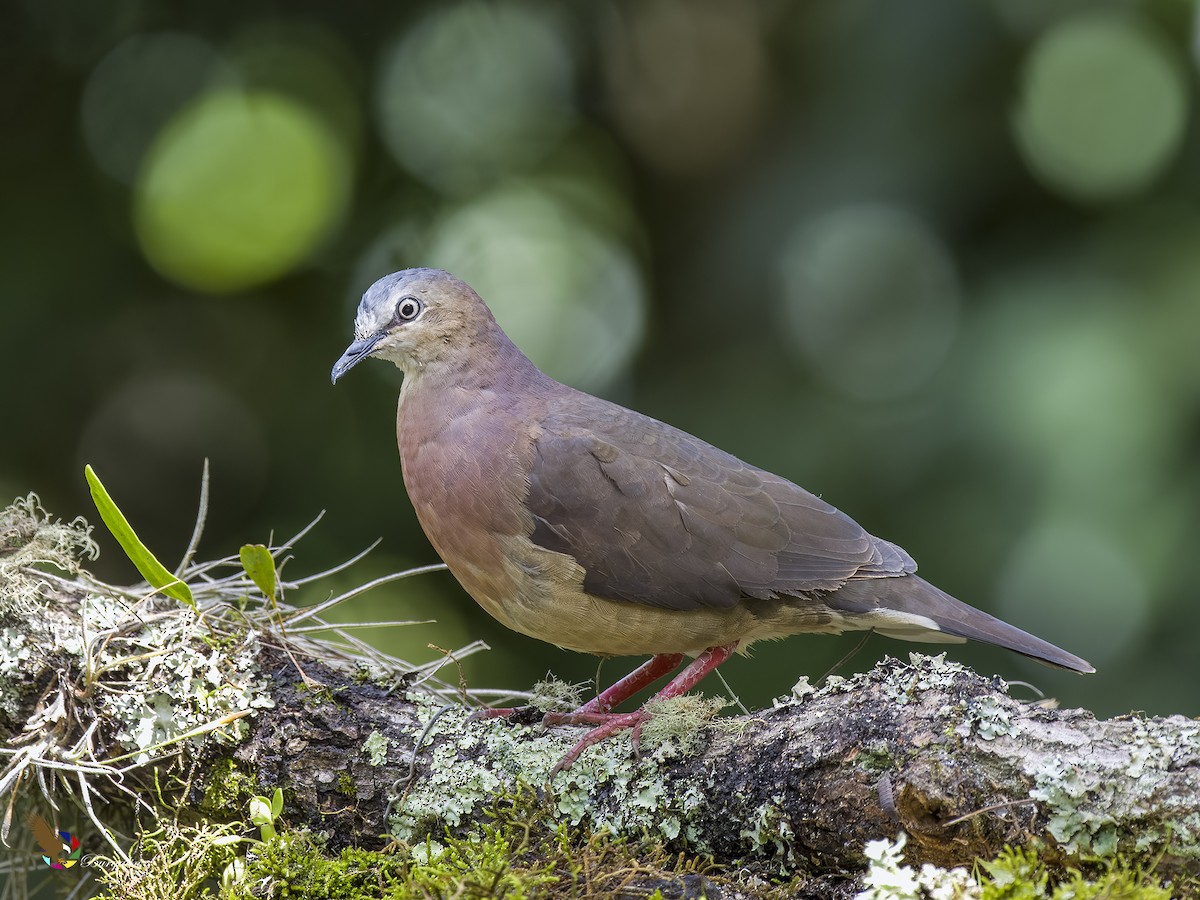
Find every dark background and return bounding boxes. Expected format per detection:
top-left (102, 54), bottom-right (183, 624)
top-left (4, 0), bottom-right (1198, 719)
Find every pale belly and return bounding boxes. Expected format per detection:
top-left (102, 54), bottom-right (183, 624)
top-left (445, 532), bottom-right (851, 657)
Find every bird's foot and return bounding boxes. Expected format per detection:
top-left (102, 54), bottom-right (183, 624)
top-left (550, 710), bottom-right (650, 775)
top-left (471, 652), bottom-right (687, 726)
top-left (546, 642), bottom-right (739, 775)
top-left (540, 708), bottom-right (599, 727)
top-left (470, 645), bottom-right (737, 774)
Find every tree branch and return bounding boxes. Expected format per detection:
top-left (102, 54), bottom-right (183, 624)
top-left (229, 650), bottom-right (1199, 879)
top-left (2, 494), bottom-right (1196, 890)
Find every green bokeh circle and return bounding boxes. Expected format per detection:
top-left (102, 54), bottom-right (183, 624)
top-left (135, 90), bottom-right (348, 292)
top-left (1013, 13), bottom-right (1187, 202)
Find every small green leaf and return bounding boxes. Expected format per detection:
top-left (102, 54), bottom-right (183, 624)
top-left (221, 859), bottom-right (245, 889)
top-left (239, 544), bottom-right (277, 599)
top-left (270, 787), bottom-right (283, 819)
top-left (84, 465), bottom-right (194, 607)
top-left (248, 796), bottom-right (272, 826)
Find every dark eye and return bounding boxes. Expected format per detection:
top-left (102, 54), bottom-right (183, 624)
top-left (395, 297), bottom-right (423, 322)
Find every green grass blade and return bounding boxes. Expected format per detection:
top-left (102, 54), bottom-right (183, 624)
top-left (84, 465), bottom-right (195, 608)
top-left (239, 544), bottom-right (277, 599)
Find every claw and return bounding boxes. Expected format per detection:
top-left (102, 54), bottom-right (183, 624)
top-left (545, 642), bottom-right (739, 774)
top-left (550, 711), bottom-right (647, 775)
top-left (541, 709), bottom-right (616, 727)
top-left (471, 644), bottom-right (739, 775)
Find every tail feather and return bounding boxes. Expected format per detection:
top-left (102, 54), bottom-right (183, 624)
top-left (826, 575), bottom-right (1095, 674)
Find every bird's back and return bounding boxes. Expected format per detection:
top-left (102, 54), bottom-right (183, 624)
top-left (525, 387), bottom-right (913, 607)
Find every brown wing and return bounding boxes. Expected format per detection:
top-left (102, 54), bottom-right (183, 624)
top-left (526, 393), bottom-right (915, 610)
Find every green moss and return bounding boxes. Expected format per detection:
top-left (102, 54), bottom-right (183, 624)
top-left (91, 820), bottom-right (244, 900)
top-left (336, 772), bottom-right (357, 797)
top-left (296, 682), bottom-right (339, 707)
top-left (856, 742), bottom-right (896, 774)
top-left (213, 785), bottom-right (762, 899)
top-left (976, 845), bottom-right (1179, 899)
top-left (199, 757), bottom-right (258, 815)
top-left (95, 811), bottom-right (1184, 900)
top-left (226, 834), bottom-right (410, 900)
top-left (860, 835), bottom-right (1186, 900)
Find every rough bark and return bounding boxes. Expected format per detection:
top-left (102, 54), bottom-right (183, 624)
top-left (228, 649), bottom-right (1199, 880)
top-left (1, 496), bottom-right (1196, 887)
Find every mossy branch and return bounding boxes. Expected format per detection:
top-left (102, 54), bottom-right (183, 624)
top-left (226, 649), bottom-right (1199, 879)
top-left (0, 494), bottom-right (1195, 898)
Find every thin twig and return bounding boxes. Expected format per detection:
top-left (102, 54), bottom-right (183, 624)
top-left (818, 631), bottom-right (873, 685)
top-left (713, 668), bottom-right (750, 716)
top-left (281, 538), bottom-right (384, 588)
top-left (62, 871), bottom-right (95, 900)
top-left (285, 565), bottom-right (449, 625)
top-left (77, 772), bottom-right (128, 862)
top-left (174, 458), bottom-right (210, 577)
top-left (285, 619), bottom-right (435, 634)
top-left (385, 704), bottom-right (456, 825)
top-left (273, 511), bottom-right (326, 556)
top-left (941, 798), bottom-right (1037, 827)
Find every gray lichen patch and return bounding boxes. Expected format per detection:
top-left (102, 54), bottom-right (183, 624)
top-left (0, 627), bottom-right (34, 722)
top-left (740, 800), bottom-right (798, 869)
top-left (363, 730), bottom-right (389, 766)
top-left (390, 690), bottom-right (721, 849)
top-left (2, 551), bottom-right (275, 765)
top-left (1026, 714), bottom-right (1200, 859)
top-left (97, 611), bottom-right (275, 764)
top-left (0, 493), bottom-right (98, 613)
top-left (955, 694), bottom-right (1020, 741)
top-left (525, 676), bottom-right (585, 713)
top-left (0, 494), bottom-right (277, 826)
top-left (771, 652), bottom-right (973, 713)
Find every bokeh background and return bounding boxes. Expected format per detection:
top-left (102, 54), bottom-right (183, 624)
top-left (3, 0), bottom-right (1198, 719)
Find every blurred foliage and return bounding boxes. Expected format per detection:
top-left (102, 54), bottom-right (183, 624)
top-left (2, 0), bottom-right (1198, 720)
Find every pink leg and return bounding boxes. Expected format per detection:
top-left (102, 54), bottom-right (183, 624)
top-left (542, 653), bottom-right (684, 724)
top-left (469, 652), bottom-right (684, 722)
top-left (550, 642), bottom-right (738, 775)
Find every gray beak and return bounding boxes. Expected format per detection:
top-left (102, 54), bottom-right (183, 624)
top-left (331, 333), bottom-right (386, 384)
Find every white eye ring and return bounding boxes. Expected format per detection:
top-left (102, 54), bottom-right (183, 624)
top-left (396, 297), bottom-right (423, 322)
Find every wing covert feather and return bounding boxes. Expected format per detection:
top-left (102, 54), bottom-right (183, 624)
top-left (526, 396), bottom-right (914, 610)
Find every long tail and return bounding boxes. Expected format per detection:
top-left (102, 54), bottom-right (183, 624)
top-left (826, 575), bottom-right (1094, 673)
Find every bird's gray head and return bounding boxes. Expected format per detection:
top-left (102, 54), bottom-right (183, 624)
top-left (331, 268), bottom-right (500, 383)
